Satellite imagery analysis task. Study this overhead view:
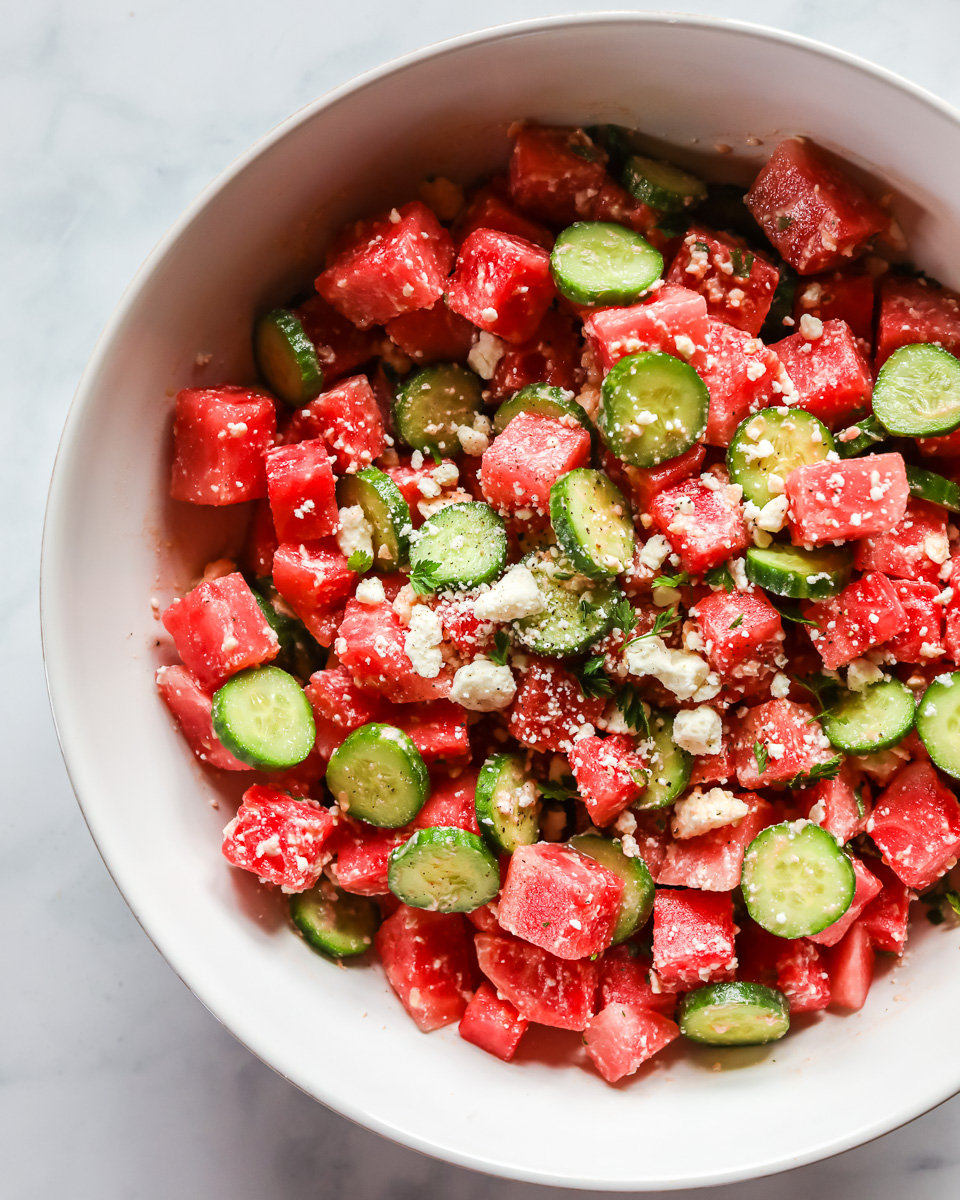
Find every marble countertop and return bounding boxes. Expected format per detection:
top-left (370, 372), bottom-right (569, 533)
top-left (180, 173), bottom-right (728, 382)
top-left (8, 1), bottom-right (960, 1195)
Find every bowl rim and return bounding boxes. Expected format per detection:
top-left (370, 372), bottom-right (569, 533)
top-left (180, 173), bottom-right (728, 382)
top-left (40, 9), bottom-right (960, 1190)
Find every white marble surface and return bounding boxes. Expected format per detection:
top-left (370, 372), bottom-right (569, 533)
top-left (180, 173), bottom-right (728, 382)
top-left (8, 1), bottom-right (960, 1195)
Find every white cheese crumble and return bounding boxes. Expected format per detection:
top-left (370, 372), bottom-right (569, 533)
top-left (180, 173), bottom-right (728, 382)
top-left (625, 635), bottom-right (710, 700)
top-left (770, 671), bottom-right (791, 699)
top-left (639, 534), bottom-right (672, 571)
top-left (799, 313), bottom-right (824, 340)
top-left (672, 706), bottom-right (723, 756)
top-left (473, 565), bottom-right (545, 622)
top-left (336, 505), bottom-right (374, 561)
top-left (354, 577), bottom-right (386, 606)
top-left (403, 605), bottom-right (444, 678)
top-left (671, 787), bottom-right (749, 840)
top-left (450, 659), bottom-right (516, 711)
top-left (846, 657), bottom-right (885, 692)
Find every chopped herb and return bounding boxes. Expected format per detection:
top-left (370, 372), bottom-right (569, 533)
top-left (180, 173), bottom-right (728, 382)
top-left (569, 142), bottom-right (603, 163)
top-left (430, 449), bottom-right (442, 466)
top-left (786, 755), bottom-right (843, 789)
top-left (652, 571), bottom-right (691, 589)
top-left (730, 248), bottom-right (755, 278)
top-left (610, 597), bottom-right (638, 636)
top-left (693, 240), bottom-right (710, 253)
top-left (616, 685), bottom-right (650, 737)
top-left (771, 598), bottom-right (819, 627)
top-left (627, 607), bottom-right (682, 647)
top-left (488, 630), bottom-right (511, 667)
top-left (729, 614), bottom-right (744, 630)
top-left (753, 741), bottom-right (769, 775)
top-left (705, 564), bottom-right (735, 592)
top-left (538, 775), bottom-right (578, 803)
top-left (854, 785), bottom-right (865, 820)
top-left (347, 549), bottom-right (373, 573)
top-left (575, 655), bottom-right (615, 700)
top-left (777, 214), bottom-right (793, 231)
top-left (946, 892), bottom-right (960, 920)
top-left (409, 559), bottom-right (442, 596)
top-left (792, 671), bottom-right (840, 714)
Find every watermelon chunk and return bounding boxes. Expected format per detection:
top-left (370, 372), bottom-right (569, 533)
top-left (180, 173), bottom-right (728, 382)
top-left (486, 307), bottom-right (585, 402)
top-left (853, 499), bottom-right (949, 585)
top-left (156, 664), bottom-right (253, 771)
top-left (798, 760), bottom-right (867, 844)
top-left (775, 939), bottom-right (831, 1013)
top-left (412, 768), bottom-right (481, 834)
top-left (272, 542), bottom-right (356, 646)
top-left (826, 920), bottom-right (875, 1011)
top-left (734, 699), bottom-right (834, 788)
top-left (658, 794), bottom-right (774, 891)
top-left (582, 283), bottom-right (710, 373)
top-left (480, 411), bottom-right (591, 515)
top-left (242, 499), bottom-right (279, 579)
top-left (569, 734), bottom-right (648, 826)
top-left (264, 439), bottom-right (340, 542)
top-left (876, 275), bottom-right (960, 368)
top-left (744, 138), bottom-right (888, 275)
top-left (883, 580), bottom-right (945, 664)
top-left (497, 842), bottom-right (624, 960)
top-left (473, 931), bottom-right (598, 1030)
top-left (304, 665), bottom-right (385, 759)
top-left (336, 597), bottom-right (452, 704)
top-left (221, 784), bottom-right (336, 891)
top-left (786, 453), bottom-right (909, 545)
top-left (667, 225), bottom-right (779, 336)
top-left (583, 1004), bottom-right (679, 1083)
top-left (280, 376), bottom-right (386, 474)
top-left (161, 572), bottom-right (280, 690)
top-left (447, 228), bottom-right (555, 344)
top-left (453, 181), bottom-right (554, 250)
top-left (458, 981), bottom-right (528, 1061)
top-left (697, 320), bottom-right (786, 446)
top-left (771, 319), bottom-right (873, 430)
top-left (385, 299), bottom-right (476, 364)
top-left (794, 272), bottom-right (876, 352)
top-left (293, 293), bottom-right (382, 384)
top-left (805, 572), bottom-right (908, 670)
top-left (376, 906), bottom-right (475, 1031)
top-left (869, 760), bottom-right (960, 890)
top-left (169, 386), bottom-right (276, 505)
top-left (598, 946), bottom-right (678, 1017)
top-left (334, 821), bottom-right (408, 896)
top-left (808, 856), bottom-right (882, 947)
top-left (588, 178), bottom-right (658, 235)
top-left (859, 861), bottom-right (913, 954)
top-left (393, 703), bottom-right (471, 766)
top-left (651, 889), bottom-right (737, 992)
top-left (605, 444), bottom-right (707, 516)
top-left (508, 656), bottom-right (606, 754)
top-left (508, 125), bottom-right (607, 227)
top-left (693, 588), bottom-right (784, 679)
top-left (648, 475), bottom-right (748, 574)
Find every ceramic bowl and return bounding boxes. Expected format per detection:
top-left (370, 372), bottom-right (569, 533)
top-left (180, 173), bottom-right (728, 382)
top-left (42, 13), bottom-right (960, 1190)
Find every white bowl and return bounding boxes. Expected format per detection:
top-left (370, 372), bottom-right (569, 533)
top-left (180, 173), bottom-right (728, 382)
top-left (42, 13), bottom-right (960, 1190)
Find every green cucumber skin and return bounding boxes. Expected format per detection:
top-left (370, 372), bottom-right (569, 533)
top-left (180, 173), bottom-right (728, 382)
top-left (289, 885), bottom-right (380, 958)
top-left (474, 753), bottom-right (541, 854)
top-left (254, 309), bottom-right (324, 408)
top-left (211, 666), bottom-right (316, 770)
top-left (550, 221), bottom-right (663, 307)
top-left (513, 549), bottom-right (623, 657)
top-left (679, 982), bottom-right (790, 1046)
top-left (336, 467), bottom-right (412, 571)
top-left (598, 350), bottom-right (709, 469)
top-left (549, 469), bottom-right (636, 580)
top-left (409, 502), bottom-right (507, 591)
top-left (494, 384), bottom-right (593, 436)
top-left (917, 672), bottom-right (960, 780)
top-left (387, 826), bottom-right (500, 913)
top-left (873, 342), bottom-right (960, 437)
top-left (570, 834), bottom-right (654, 944)
top-left (744, 544), bottom-right (852, 601)
top-left (726, 408), bottom-right (834, 508)
top-left (325, 723), bottom-right (429, 828)
top-left (393, 363), bottom-right (483, 454)
top-left (636, 712), bottom-right (693, 809)
top-left (821, 679), bottom-right (916, 754)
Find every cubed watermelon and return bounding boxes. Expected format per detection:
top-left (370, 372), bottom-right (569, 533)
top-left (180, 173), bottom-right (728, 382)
top-left (569, 734), bottom-right (648, 826)
top-left (805, 572), bottom-right (908, 670)
top-left (221, 784), bottom-right (336, 891)
top-left (648, 475), bottom-right (748, 574)
top-left (385, 299), bottom-right (476, 364)
top-left (869, 760), bottom-right (960, 890)
top-left (598, 946), bottom-right (678, 1017)
top-left (293, 293), bottom-right (382, 383)
top-left (242, 499), bottom-right (279, 579)
top-left (883, 579), bottom-right (945, 664)
top-left (480, 411), bottom-right (591, 515)
top-left (876, 275), bottom-right (960, 368)
top-left (588, 177), bottom-right (658, 234)
top-left (334, 821), bottom-right (409, 896)
top-left (786, 453), bottom-right (909, 546)
top-left (771, 319), bottom-right (873, 429)
top-left (859, 861), bottom-right (913, 954)
top-left (734, 698), bottom-right (834, 788)
top-left (605, 444), bottom-right (707, 516)
top-left (658, 794), bottom-right (774, 891)
top-left (497, 842), bottom-right (624, 960)
top-left (447, 228), bottom-right (555, 344)
top-left (667, 226), bottom-right (779, 335)
top-left (280, 376), bottom-right (386, 474)
top-left (808, 856), bottom-right (882, 947)
top-left (393, 703), bottom-right (471, 766)
top-left (156, 664), bottom-right (253, 771)
top-left (799, 760), bottom-right (867, 844)
top-left (583, 1004), bottom-right (679, 1083)
top-left (264, 438), bottom-right (340, 542)
top-left (652, 889), bottom-right (737, 992)
top-left (458, 981), bottom-right (528, 1061)
top-left (775, 939), bottom-right (832, 1013)
top-left (304, 665), bottom-right (385, 759)
top-left (336, 597), bottom-right (452, 704)
top-left (697, 320), bottom-right (787, 446)
top-left (853, 499), bottom-right (949, 585)
top-left (169, 386), bottom-right (277, 505)
top-left (376, 906), bottom-right (475, 1031)
top-left (486, 308), bottom-right (585, 401)
top-left (745, 138), bottom-right (888, 275)
top-left (693, 588), bottom-right (784, 679)
top-left (473, 931), bottom-right (598, 1030)
top-left (826, 921), bottom-right (875, 1011)
top-left (582, 284), bottom-right (710, 373)
top-left (794, 272), bottom-right (876, 352)
top-left (161, 572), bottom-right (280, 690)
top-left (508, 656), bottom-right (606, 754)
top-left (453, 181), bottom-right (554, 249)
top-left (272, 542), bottom-right (356, 646)
top-left (412, 768), bottom-right (481, 834)
top-left (508, 125), bottom-right (607, 227)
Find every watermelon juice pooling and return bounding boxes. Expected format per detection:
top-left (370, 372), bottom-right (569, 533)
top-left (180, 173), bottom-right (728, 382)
top-left (155, 121), bottom-right (960, 1083)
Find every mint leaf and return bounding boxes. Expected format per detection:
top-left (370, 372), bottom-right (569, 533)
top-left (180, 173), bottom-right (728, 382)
top-left (652, 571), bottom-right (690, 589)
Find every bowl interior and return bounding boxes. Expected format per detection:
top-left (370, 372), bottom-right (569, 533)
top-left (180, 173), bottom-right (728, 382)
top-left (42, 14), bottom-right (960, 1190)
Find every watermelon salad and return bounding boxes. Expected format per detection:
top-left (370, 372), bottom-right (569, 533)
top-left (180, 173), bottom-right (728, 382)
top-left (156, 122), bottom-right (960, 1084)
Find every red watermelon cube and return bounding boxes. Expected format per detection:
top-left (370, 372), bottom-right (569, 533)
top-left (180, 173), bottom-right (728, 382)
top-left (221, 784), bottom-right (336, 891)
top-left (869, 759), bottom-right (960, 890)
top-left (598, 946), bottom-right (678, 1017)
top-left (775, 939), bottom-right (831, 1013)
top-left (161, 572), bottom-right (280, 690)
top-left (693, 588), bottom-right (785, 679)
top-left (334, 822), bottom-right (408, 896)
top-left (480, 410), bottom-right (591, 515)
top-left (805, 572), bottom-right (908, 670)
top-left (242, 499), bottom-right (279, 579)
top-left (697, 321), bottom-right (788, 447)
top-left (772, 318), bottom-right (873, 429)
top-left (304, 665), bottom-right (385, 759)
top-left (583, 283), bottom-right (710, 373)
top-left (272, 542), bottom-right (356, 645)
top-left (648, 475), bottom-right (748, 575)
top-left (336, 597), bottom-right (452, 704)
top-left (652, 889), bottom-right (737, 992)
top-left (497, 842), bottom-right (624, 960)
top-left (826, 921), bottom-right (875, 1010)
top-left (393, 703), bottom-right (471, 767)
top-left (859, 862), bottom-right (913, 954)
top-left (473, 931), bottom-right (598, 1030)
top-left (876, 275), bottom-right (960, 368)
top-left (508, 656), bottom-right (606, 754)
top-left (605, 443), bottom-right (706, 516)
top-left (293, 293), bottom-right (382, 384)
top-left (883, 580), bottom-right (945, 664)
top-left (583, 1004), bottom-right (679, 1083)
top-left (412, 768), bottom-right (481, 834)
top-left (264, 439), bottom-right (340, 542)
top-left (508, 125), bottom-right (607, 227)
top-left (446, 228), bottom-right (555, 345)
top-left (786, 453), bottom-right (909, 545)
top-left (486, 307), bottom-right (585, 401)
top-left (458, 981), bottom-right (528, 1061)
top-left (588, 178), bottom-right (658, 234)
top-left (734, 699), bottom-right (834, 787)
top-left (453, 181), bottom-right (554, 250)
top-left (569, 734), bottom-right (648, 826)
top-left (376, 906), bottom-right (475, 1031)
top-left (798, 761), bottom-right (868, 844)
top-left (658, 794), bottom-right (774, 892)
top-left (169, 386), bottom-right (276, 505)
top-left (745, 138), bottom-right (888, 275)
top-left (156, 664), bottom-right (253, 771)
top-left (853, 499), bottom-right (949, 585)
top-left (667, 225), bottom-right (779, 335)
top-left (280, 376), bottom-right (386, 474)
top-left (808, 856), bottom-right (882, 947)
top-left (794, 272), bottom-right (876, 352)
top-left (385, 298), bottom-right (477, 364)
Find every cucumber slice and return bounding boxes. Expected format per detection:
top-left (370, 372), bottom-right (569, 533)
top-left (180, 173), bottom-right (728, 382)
top-left (513, 547), bottom-right (623, 657)
top-left (387, 826), bottom-right (500, 913)
top-left (211, 666), bottom-right (315, 769)
top-left (493, 384), bottom-right (592, 436)
top-left (325, 723), bottom-right (428, 827)
top-left (599, 351), bottom-right (709, 468)
top-left (474, 753), bottom-right (541, 853)
top-left (758, 262), bottom-right (798, 344)
top-left (550, 221), bottom-right (663, 307)
top-left (835, 414), bottom-right (889, 459)
top-left (745, 543), bottom-right (851, 600)
top-left (570, 834), bottom-right (654, 944)
top-left (873, 343), bottom-right (960, 437)
top-left (252, 579), bottom-right (326, 680)
top-left (622, 154), bottom-right (707, 213)
top-left (394, 363), bottom-right (483, 455)
top-left (409, 502), bottom-right (507, 592)
top-left (727, 408), bottom-right (835, 508)
top-left (636, 710), bottom-right (693, 810)
top-left (917, 671), bottom-right (960, 780)
top-left (906, 463), bottom-right (960, 513)
top-left (679, 982), bottom-right (790, 1046)
top-left (741, 821), bottom-right (856, 938)
top-left (337, 466), bottom-right (412, 572)
top-left (587, 123), bottom-right (637, 174)
top-left (289, 883), bottom-right (380, 958)
top-left (550, 469), bottom-right (636, 579)
top-left (822, 679), bottom-right (916, 754)
top-left (253, 309), bottom-right (323, 408)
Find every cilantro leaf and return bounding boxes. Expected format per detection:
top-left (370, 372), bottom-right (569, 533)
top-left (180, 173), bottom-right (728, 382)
top-left (409, 559), bottom-right (442, 596)
top-left (786, 755), bottom-right (843, 789)
top-left (610, 598), bottom-right (638, 636)
top-left (488, 630), bottom-right (511, 667)
top-left (347, 549), bottom-right (373, 573)
top-left (652, 571), bottom-right (691, 589)
top-left (574, 655), bottom-right (614, 700)
top-left (705, 564), bottom-right (735, 593)
top-left (729, 614), bottom-right (744, 630)
top-left (616, 685), bottom-right (650, 737)
top-left (628, 607), bottom-right (682, 647)
top-left (753, 741), bottom-right (769, 775)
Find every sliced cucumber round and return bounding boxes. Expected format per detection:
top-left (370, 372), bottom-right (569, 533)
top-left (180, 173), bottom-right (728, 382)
top-left (745, 542), bottom-right (851, 600)
top-left (679, 982), bottom-right (790, 1046)
top-left (636, 710), bottom-right (693, 809)
top-left (917, 671), bottom-right (960, 780)
top-left (550, 221), bottom-right (663, 307)
top-left (599, 351), bottom-right (709, 468)
top-left (570, 834), bottom-right (654, 944)
top-left (325, 723), bottom-right (428, 827)
top-left (727, 407), bottom-right (835, 508)
top-left (252, 578), bottom-right (325, 680)
top-left (387, 826), bottom-right (500, 913)
top-left (758, 261), bottom-right (798, 344)
top-left (835, 414), bottom-right (889, 459)
top-left (474, 753), bottom-right (541, 854)
top-left (906, 463), bottom-right (960, 513)
top-left (289, 883), bottom-right (380, 958)
top-left (873, 342), bottom-right (960, 437)
top-left (394, 363), bottom-right (483, 454)
top-left (550, 469), bottom-right (636, 579)
top-left (513, 547), bottom-right (623, 657)
top-left (211, 666), bottom-right (315, 769)
top-left (822, 678), bottom-right (915, 754)
top-left (253, 309), bottom-right (323, 408)
top-left (409, 502), bottom-right (507, 592)
top-left (337, 466), bottom-right (412, 572)
top-left (493, 384), bottom-right (592, 436)
top-left (741, 821), bottom-right (856, 938)
top-left (622, 154), bottom-right (707, 212)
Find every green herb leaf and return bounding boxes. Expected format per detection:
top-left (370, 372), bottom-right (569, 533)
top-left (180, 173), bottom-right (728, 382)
top-left (616, 685), bottom-right (650, 737)
top-left (854, 785), bottom-right (865, 820)
top-left (730, 248), bottom-right (755, 278)
top-left (488, 630), bottom-right (511, 667)
top-left (610, 598), bottom-right (638, 637)
top-left (652, 571), bottom-right (691, 589)
top-left (777, 214), bottom-right (793, 231)
top-left (792, 671), bottom-right (840, 714)
top-left (945, 892), bottom-right (960, 920)
top-left (705, 564), bottom-right (735, 593)
top-left (409, 559), bottom-right (442, 596)
top-left (753, 741), bottom-right (769, 775)
top-left (575, 655), bottom-right (614, 700)
top-left (729, 614), bottom-right (744, 630)
top-left (537, 775), bottom-right (578, 803)
top-left (771, 598), bottom-right (819, 627)
top-left (347, 549), bottom-right (373, 573)
top-left (786, 755), bottom-right (843, 789)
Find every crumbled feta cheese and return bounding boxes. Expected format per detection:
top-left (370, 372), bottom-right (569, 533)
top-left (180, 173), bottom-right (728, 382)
top-left (466, 330), bottom-right (506, 380)
top-left (672, 706), bottom-right (723, 756)
top-left (756, 494), bottom-right (790, 533)
top-left (625, 636), bottom-right (710, 700)
top-left (354, 577), bottom-right (386, 606)
top-left (671, 787), bottom-right (749, 840)
top-left (846, 657), bottom-right (885, 692)
top-left (673, 333), bottom-right (697, 360)
top-left (403, 605), bottom-right (444, 678)
top-left (457, 424), bottom-right (489, 455)
top-left (799, 313), bottom-right (824, 340)
top-left (925, 533), bottom-right (950, 565)
top-left (639, 534), bottom-right (672, 571)
top-left (770, 671), bottom-right (791, 699)
top-left (473, 565), bottom-right (545, 622)
top-left (450, 659), bottom-right (516, 711)
top-left (432, 462), bottom-right (459, 488)
top-left (336, 505), bottom-right (374, 561)
top-left (742, 438), bottom-right (776, 464)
